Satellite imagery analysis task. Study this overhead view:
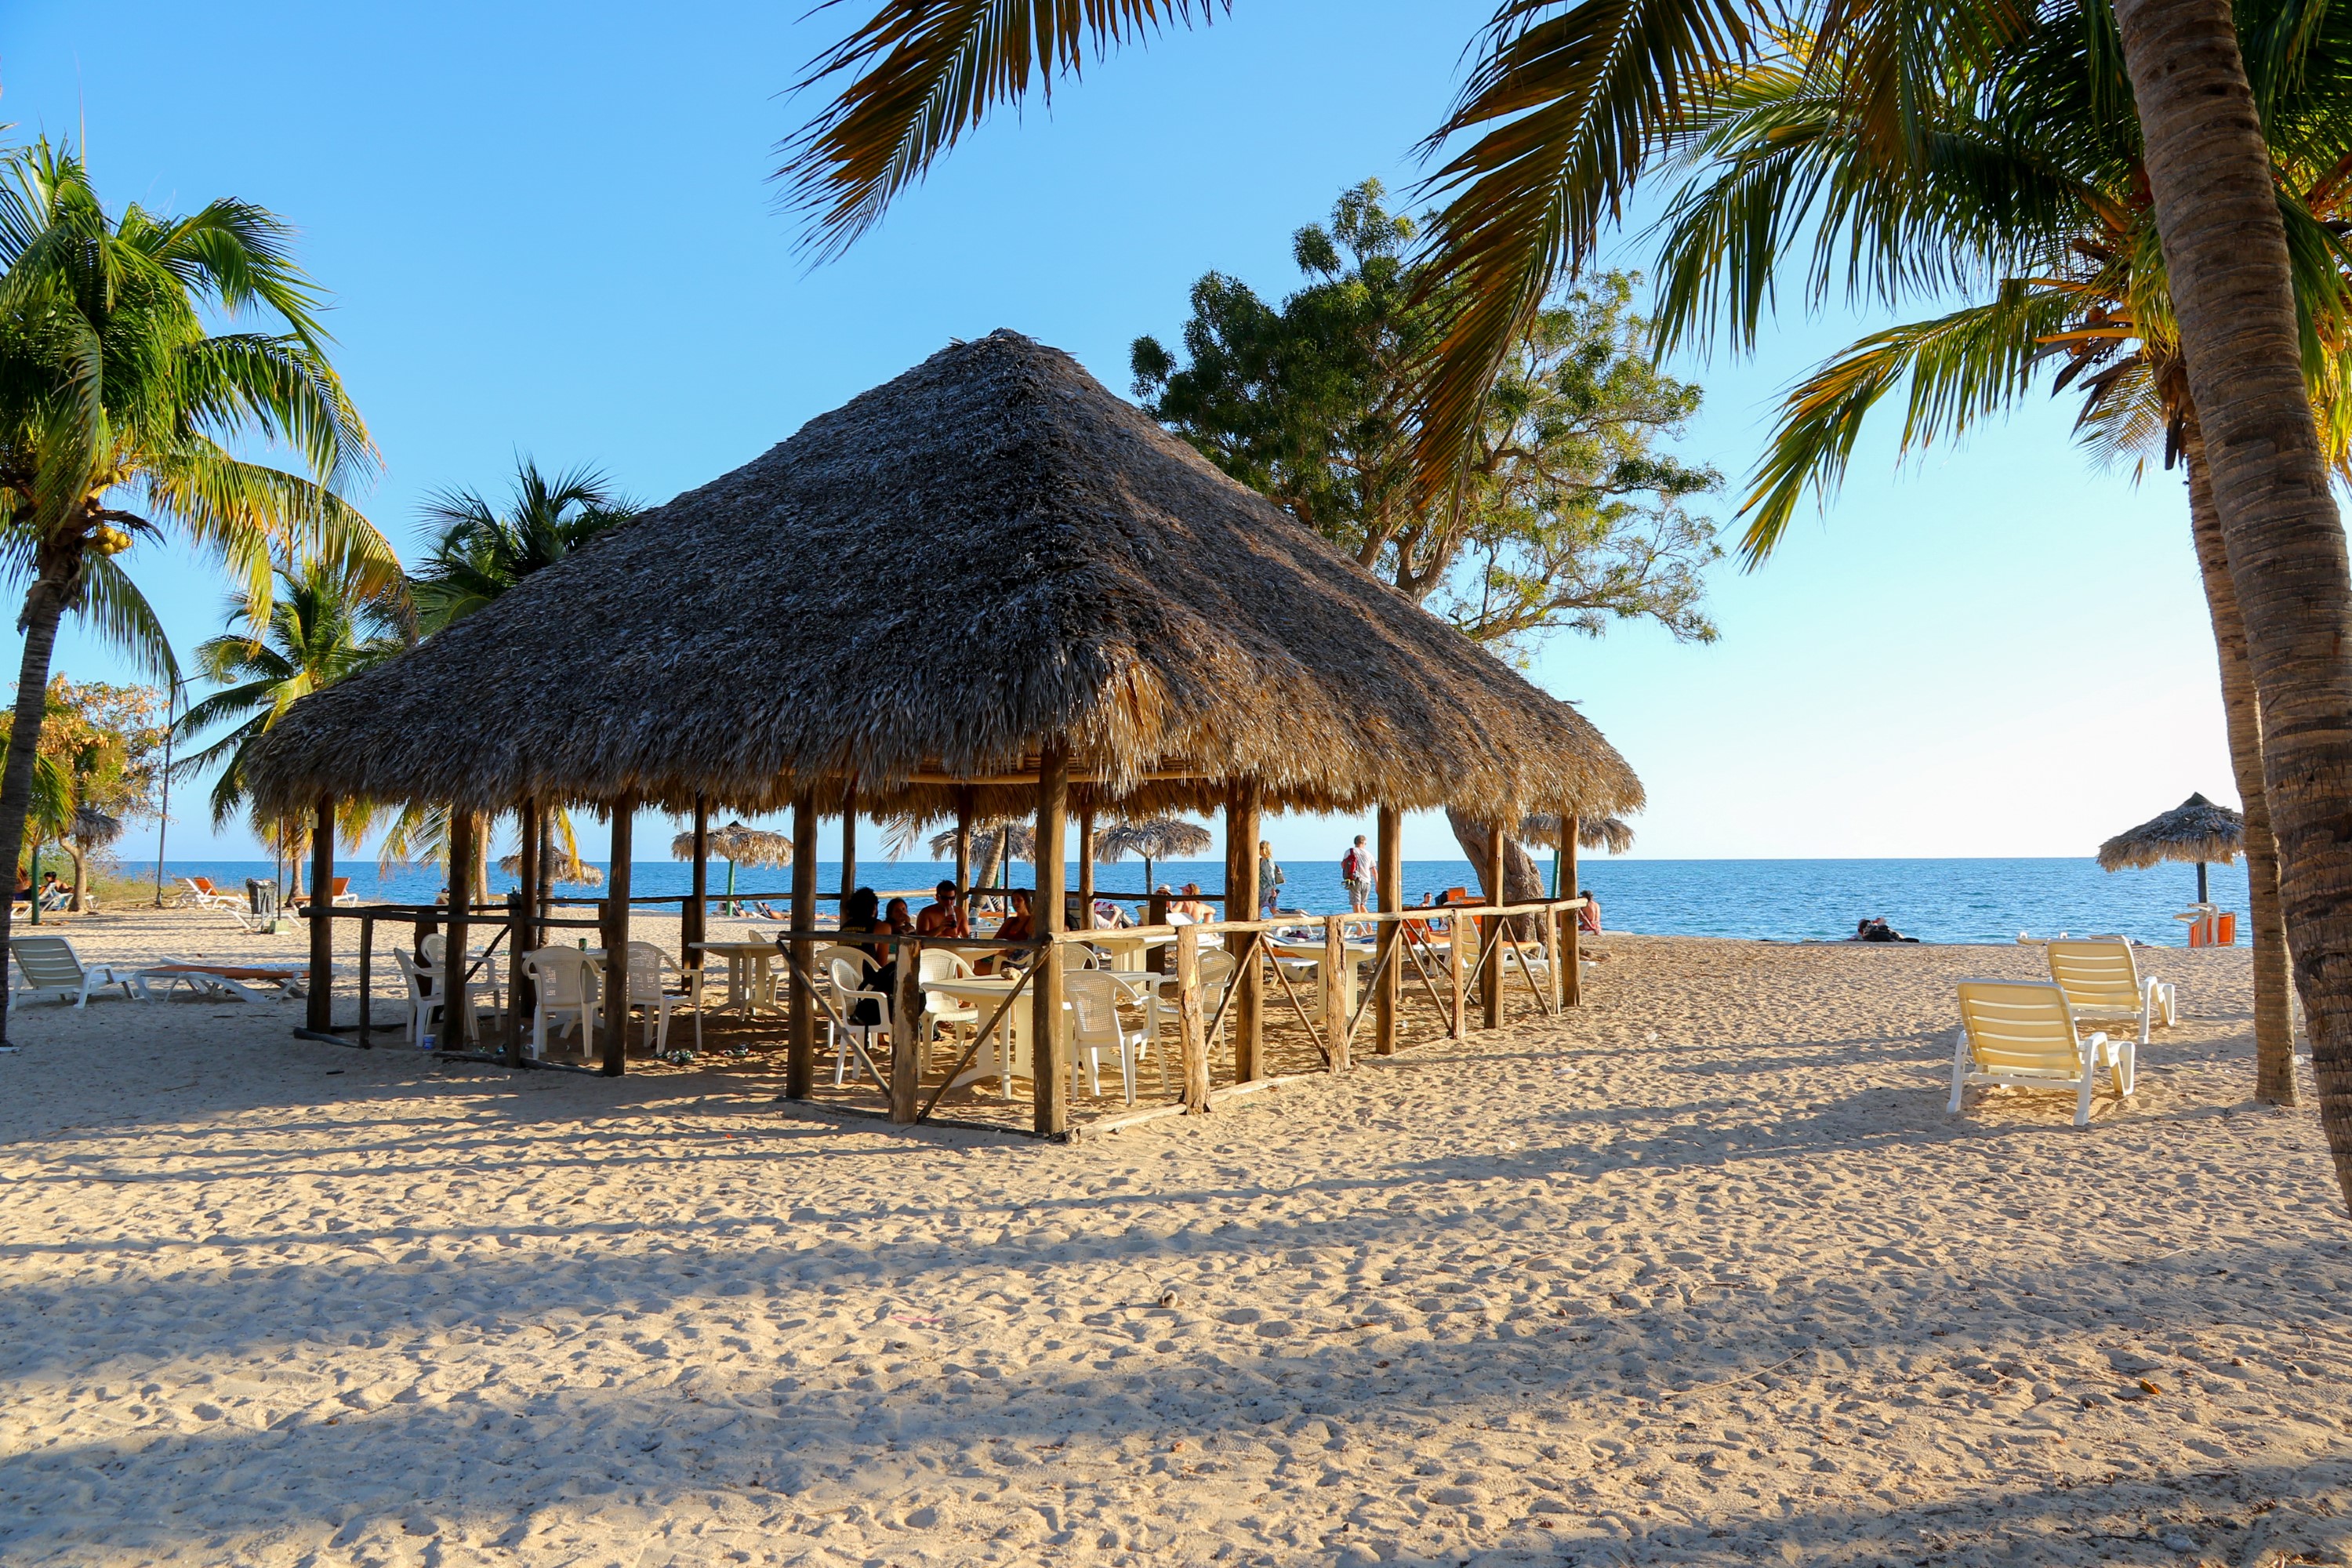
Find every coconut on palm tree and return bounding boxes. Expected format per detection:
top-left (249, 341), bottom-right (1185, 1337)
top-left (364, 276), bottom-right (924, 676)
top-left (0, 140), bottom-right (391, 1035)
top-left (782, 0), bottom-right (2352, 1207)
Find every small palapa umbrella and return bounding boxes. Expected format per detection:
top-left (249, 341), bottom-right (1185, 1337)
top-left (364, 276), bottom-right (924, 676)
top-left (2096, 792), bottom-right (2243, 903)
top-left (1096, 817), bottom-right (1213, 893)
top-left (497, 851), bottom-right (603, 887)
top-left (1519, 812), bottom-right (1634, 896)
top-left (671, 819), bottom-right (792, 909)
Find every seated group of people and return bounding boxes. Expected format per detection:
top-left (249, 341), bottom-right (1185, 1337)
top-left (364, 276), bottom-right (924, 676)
top-left (13, 868), bottom-right (68, 913)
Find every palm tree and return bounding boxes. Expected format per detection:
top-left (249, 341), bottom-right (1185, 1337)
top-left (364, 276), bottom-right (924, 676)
top-left (782, 0), bottom-right (2352, 1206)
top-left (172, 558), bottom-right (411, 890)
top-left (407, 459), bottom-right (638, 907)
top-left (1639, 6), bottom-right (2352, 1105)
top-left (0, 140), bottom-right (391, 1040)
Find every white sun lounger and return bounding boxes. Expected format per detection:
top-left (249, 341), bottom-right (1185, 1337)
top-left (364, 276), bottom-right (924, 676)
top-left (9, 936), bottom-right (139, 1009)
top-left (1950, 979), bottom-right (2135, 1128)
top-left (2045, 937), bottom-right (2176, 1046)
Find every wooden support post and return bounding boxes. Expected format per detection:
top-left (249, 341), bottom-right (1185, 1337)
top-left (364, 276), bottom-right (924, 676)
top-left (1376, 804), bottom-right (1402, 1055)
top-left (1228, 782), bottom-right (1262, 1081)
top-left (1323, 913), bottom-right (1349, 1073)
top-left (684, 795), bottom-right (709, 954)
top-left (840, 786), bottom-right (858, 913)
top-left (1448, 902), bottom-right (1468, 1040)
top-left (306, 796), bottom-right (335, 1033)
top-left (598, 799), bottom-right (635, 1076)
top-left (503, 889), bottom-right (526, 1065)
top-left (1563, 812), bottom-right (1582, 1009)
top-left (1032, 743), bottom-right (1070, 1136)
top-left (788, 793), bottom-right (818, 1098)
top-left (891, 935), bottom-right (926, 1123)
top-left (443, 808), bottom-right (477, 1052)
top-left (513, 800), bottom-right (540, 1062)
top-left (1146, 891), bottom-right (1171, 973)
top-left (1176, 923), bottom-right (1209, 1110)
top-left (1482, 822), bottom-right (1505, 1030)
top-left (357, 915), bottom-right (375, 1047)
top-left (1077, 800), bottom-right (1095, 931)
top-left (953, 788), bottom-right (974, 902)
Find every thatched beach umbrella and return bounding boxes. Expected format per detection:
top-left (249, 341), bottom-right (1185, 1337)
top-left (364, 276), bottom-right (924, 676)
top-left (497, 850), bottom-right (603, 887)
top-left (2097, 792), bottom-right (2244, 902)
top-left (1519, 811), bottom-right (1633, 897)
top-left (1097, 817), bottom-right (1213, 892)
top-left (671, 819), bottom-right (790, 910)
top-left (250, 331), bottom-right (1642, 1112)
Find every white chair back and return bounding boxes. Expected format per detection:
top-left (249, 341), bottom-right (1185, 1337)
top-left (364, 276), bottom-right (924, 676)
top-left (390, 950), bottom-right (434, 1001)
top-left (624, 941), bottom-right (670, 1002)
top-left (11, 936), bottom-right (83, 989)
top-left (1065, 970), bottom-right (1123, 1043)
top-left (917, 948), bottom-right (971, 985)
top-left (419, 932), bottom-right (446, 968)
top-left (524, 947), bottom-right (597, 1007)
top-left (829, 956), bottom-right (874, 997)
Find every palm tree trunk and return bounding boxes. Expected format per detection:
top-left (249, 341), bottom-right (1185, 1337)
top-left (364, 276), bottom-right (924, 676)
top-left (2186, 416), bottom-right (2296, 1102)
top-left (0, 577), bottom-right (70, 1043)
top-left (2114, 0), bottom-right (2352, 1202)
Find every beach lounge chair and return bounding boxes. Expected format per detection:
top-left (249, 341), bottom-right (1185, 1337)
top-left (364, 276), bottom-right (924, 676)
top-left (9, 936), bottom-right (138, 1008)
top-left (1949, 979), bottom-right (2136, 1128)
top-left (2045, 937), bottom-right (2176, 1046)
top-left (520, 947), bottom-right (600, 1057)
top-left (179, 876), bottom-right (236, 910)
top-left (133, 963), bottom-right (307, 1002)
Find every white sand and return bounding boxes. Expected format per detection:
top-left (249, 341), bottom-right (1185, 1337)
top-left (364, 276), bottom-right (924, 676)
top-left (2, 909), bottom-right (2349, 1566)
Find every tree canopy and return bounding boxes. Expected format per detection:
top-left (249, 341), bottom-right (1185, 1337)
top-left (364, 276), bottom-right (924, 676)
top-left (1132, 182), bottom-right (1722, 654)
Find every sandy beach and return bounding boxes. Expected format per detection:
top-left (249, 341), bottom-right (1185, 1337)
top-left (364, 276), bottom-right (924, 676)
top-left (2, 910), bottom-right (2347, 1566)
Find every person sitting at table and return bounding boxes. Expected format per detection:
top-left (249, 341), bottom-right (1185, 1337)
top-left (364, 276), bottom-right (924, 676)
top-left (833, 887), bottom-right (891, 1022)
top-left (975, 887), bottom-right (1034, 974)
top-left (916, 880), bottom-right (969, 938)
top-left (1174, 883), bottom-right (1213, 921)
top-left (886, 898), bottom-right (916, 937)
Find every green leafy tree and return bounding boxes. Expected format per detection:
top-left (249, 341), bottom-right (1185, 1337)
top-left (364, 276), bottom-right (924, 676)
top-left (0, 140), bottom-right (392, 1036)
top-left (1134, 182), bottom-right (1720, 899)
top-left (42, 679), bottom-right (166, 911)
top-left (405, 459), bottom-right (639, 897)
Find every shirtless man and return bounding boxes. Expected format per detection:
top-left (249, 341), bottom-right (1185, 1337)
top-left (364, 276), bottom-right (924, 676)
top-left (915, 879), bottom-right (969, 938)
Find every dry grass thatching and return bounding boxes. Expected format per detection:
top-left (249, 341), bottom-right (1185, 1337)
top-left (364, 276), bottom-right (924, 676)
top-left (1519, 812), bottom-right (1635, 855)
top-left (495, 852), bottom-right (604, 887)
top-left (249, 332), bottom-right (1641, 825)
top-left (2096, 792), bottom-right (2243, 871)
top-left (1095, 818), bottom-right (1214, 863)
top-left (669, 821), bottom-right (793, 867)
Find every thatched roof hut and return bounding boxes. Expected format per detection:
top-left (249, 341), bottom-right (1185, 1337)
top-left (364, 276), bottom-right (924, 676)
top-left (246, 330), bottom-right (1638, 826)
top-left (670, 821), bottom-right (792, 868)
top-left (2096, 793), bottom-right (2243, 872)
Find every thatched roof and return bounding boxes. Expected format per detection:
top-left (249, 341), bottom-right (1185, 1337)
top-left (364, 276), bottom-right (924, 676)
top-left (1519, 812), bottom-right (1634, 855)
top-left (1097, 818), bottom-right (1214, 863)
top-left (670, 820), bottom-right (792, 866)
top-left (496, 851), bottom-right (603, 887)
top-left (2096, 792), bottom-right (2243, 871)
top-left (247, 331), bottom-right (1640, 825)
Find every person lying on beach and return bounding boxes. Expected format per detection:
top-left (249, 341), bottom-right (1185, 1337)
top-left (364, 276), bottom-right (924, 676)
top-left (1855, 918), bottom-right (1919, 943)
top-left (752, 901), bottom-right (782, 919)
top-left (1093, 899), bottom-right (1131, 929)
top-left (916, 880), bottom-right (969, 938)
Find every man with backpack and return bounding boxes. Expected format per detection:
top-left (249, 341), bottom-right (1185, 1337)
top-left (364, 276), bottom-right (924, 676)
top-left (1341, 835), bottom-right (1376, 914)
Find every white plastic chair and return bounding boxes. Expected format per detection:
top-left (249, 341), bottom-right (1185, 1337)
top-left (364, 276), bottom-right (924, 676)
top-left (1148, 948), bottom-right (1235, 1058)
top-left (2045, 938), bottom-right (2176, 1046)
top-left (917, 947), bottom-right (980, 1065)
top-left (390, 950), bottom-right (453, 1047)
top-left (1950, 979), bottom-right (2136, 1128)
top-left (826, 956), bottom-right (891, 1086)
top-left (1066, 968), bottom-right (1163, 1104)
top-left (178, 877), bottom-right (235, 910)
top-left (9, 936), bottom-right (136, 1008)
top-left (621, 941), bottom-right (688, 1054)
top-left (520, 947), bottom-right (601, 1058)
top-left (419, 933), bottom-right (504, 1018)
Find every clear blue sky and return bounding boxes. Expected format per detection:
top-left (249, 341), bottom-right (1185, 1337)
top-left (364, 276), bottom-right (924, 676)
top-left (7, 0), bottom-right (2234, 867)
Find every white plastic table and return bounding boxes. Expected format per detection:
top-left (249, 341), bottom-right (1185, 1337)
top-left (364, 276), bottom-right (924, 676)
top-left (691, 939), bottom-right (786, 1020)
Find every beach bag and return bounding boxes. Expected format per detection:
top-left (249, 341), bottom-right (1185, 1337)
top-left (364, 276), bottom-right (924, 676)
top-left (1341, 848), bottom-right (1364, 880)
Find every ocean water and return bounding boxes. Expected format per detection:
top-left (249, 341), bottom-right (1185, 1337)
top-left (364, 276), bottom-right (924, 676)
top-left (145, 854), bottom-right (2248, 948)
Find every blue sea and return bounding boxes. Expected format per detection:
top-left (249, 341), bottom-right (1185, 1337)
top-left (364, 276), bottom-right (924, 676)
top-left (144, 855), bottom-right (2250, 948)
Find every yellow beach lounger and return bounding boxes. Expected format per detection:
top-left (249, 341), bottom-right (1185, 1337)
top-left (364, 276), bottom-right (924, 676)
top-left (1950, 979), bottom-right (2136, 1128)
top-left (2045, 937), bottom-right (2176, 1046)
